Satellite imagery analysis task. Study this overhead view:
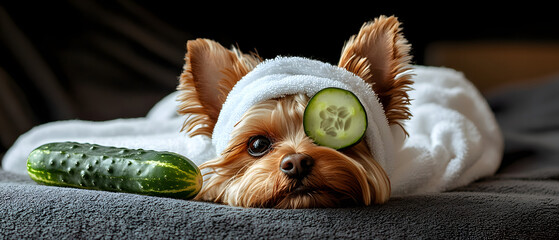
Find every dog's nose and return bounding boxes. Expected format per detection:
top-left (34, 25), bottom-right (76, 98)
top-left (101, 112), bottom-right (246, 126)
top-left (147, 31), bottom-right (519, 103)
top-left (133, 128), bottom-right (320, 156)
top-left (280, 153), bottom-right (314, 179)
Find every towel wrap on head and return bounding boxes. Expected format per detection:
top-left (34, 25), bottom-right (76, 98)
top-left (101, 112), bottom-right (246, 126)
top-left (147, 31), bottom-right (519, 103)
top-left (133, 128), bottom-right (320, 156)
top-left (212, 56), bottom-right (397, 177)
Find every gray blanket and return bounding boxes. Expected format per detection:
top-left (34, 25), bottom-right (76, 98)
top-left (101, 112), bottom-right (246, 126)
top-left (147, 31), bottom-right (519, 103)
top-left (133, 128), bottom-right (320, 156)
top-left (1, 170), bottom-right (558, 239)
top-left (2, 77), bottom-right (559, 239)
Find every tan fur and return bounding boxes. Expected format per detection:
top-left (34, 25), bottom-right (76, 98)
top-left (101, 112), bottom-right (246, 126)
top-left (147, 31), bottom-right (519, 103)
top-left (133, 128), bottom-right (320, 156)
top-left (339, 16), bottom-right (413, 132)
top-left (177, 39), bottom-right (260, 137)
top-left (195, 94), bottom-right (390, 208)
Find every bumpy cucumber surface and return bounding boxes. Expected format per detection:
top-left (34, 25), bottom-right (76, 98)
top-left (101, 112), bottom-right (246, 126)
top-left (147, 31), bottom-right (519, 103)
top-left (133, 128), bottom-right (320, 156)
top-left (27, 142), bottom-right (202, 199)
top-left (303, 87), bottom-right (368, 149)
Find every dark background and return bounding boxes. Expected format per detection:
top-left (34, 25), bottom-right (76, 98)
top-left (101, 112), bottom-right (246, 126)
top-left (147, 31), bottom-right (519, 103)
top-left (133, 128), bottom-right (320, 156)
top-left (1, 1), bottom-right (558, 162)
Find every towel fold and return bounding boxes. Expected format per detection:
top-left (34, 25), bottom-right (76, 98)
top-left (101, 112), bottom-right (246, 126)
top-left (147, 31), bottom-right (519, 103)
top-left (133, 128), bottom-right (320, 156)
top-left (2, 57), bottom-right (502, 197)
top-left (392, 66), bottom-right (503, 196)
top-left (2, 105), bottom-right (216, 174)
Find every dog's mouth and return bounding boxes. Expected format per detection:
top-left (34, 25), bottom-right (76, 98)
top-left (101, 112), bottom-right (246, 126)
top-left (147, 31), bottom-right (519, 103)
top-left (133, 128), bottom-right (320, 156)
top-left (271, 181), bottom-right (351, 208)
top-left (275, 187), bottom-right (355, 209)
top-left (288, 185), bottom-right (320, 197)
top-left (283, 179), bottom-right (321, 195)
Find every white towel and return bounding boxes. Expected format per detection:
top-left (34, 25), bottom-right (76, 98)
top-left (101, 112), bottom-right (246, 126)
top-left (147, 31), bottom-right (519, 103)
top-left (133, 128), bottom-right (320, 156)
top-left (392, 65), bottom-right (503, 196)
top-left (2, 93), bottom-right (216, 174)
top-left (2, 57), bottom-right (503, 197)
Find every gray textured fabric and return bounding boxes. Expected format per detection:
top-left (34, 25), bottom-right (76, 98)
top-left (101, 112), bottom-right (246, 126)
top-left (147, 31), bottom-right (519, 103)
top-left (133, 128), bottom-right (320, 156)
top-left (1, 170), bottom-right (558, 239)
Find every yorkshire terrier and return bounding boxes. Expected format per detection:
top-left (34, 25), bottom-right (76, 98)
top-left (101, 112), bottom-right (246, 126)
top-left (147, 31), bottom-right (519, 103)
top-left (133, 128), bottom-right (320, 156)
top-left (177, 16), bottom-right (412, 208)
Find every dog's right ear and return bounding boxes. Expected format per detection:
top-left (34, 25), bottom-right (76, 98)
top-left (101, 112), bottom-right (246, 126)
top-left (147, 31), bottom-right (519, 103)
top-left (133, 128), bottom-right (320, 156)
top-left (338, 16), bottom-right (413, 132)
top-left (177, 39), bottom-right (261, 137)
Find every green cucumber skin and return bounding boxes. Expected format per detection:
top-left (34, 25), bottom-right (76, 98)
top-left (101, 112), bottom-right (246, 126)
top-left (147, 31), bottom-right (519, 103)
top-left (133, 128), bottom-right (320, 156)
top-left (27, 142), bottom-right (202, 199)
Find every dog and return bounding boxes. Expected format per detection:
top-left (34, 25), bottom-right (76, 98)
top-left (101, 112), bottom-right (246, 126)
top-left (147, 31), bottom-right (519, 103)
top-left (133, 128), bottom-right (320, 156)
top-left (176, 15), bottom-right (412, 208)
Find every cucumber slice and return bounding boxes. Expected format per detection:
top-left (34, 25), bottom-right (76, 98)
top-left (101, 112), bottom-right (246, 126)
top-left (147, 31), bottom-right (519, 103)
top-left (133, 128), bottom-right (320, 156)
top-left (303, 88), bottom-right (367, 149)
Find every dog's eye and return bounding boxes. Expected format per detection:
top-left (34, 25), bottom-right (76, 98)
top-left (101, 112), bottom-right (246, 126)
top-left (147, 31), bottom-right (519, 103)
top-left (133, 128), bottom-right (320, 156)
top-left (247, 135), bottom-right (272, 157)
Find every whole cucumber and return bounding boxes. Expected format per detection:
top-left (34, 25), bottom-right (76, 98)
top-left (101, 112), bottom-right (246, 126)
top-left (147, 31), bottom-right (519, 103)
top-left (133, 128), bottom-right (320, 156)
top-left (26, 142), bottom-right (202, 199)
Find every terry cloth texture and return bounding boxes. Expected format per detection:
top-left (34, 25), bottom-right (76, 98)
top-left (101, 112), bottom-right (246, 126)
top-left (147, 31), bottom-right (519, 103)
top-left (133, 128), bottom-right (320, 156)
top-left (393, 65), bottom-right (503, 195)
top-left (1, 95), bottom-right (216, 173)
top-left (2, 57), bottom-right (502, 196)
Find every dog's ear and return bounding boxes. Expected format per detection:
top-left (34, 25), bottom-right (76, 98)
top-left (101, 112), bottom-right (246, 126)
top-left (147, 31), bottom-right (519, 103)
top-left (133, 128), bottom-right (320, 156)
top-left (177, 39), bottom-right (261, 137)
top-left (339, 16), bottom-right (413, 131)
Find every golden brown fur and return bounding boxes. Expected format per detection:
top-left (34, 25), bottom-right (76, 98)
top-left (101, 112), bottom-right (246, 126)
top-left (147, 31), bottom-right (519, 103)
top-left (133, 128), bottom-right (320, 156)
top-left (177, 16), bottom-right (412, 208)
top-left (177, 39), bottom-right (261, 137)
top-left (195, 94), bottom-right (390, 208)
top-left (339, 16), bottom-right (413, 133)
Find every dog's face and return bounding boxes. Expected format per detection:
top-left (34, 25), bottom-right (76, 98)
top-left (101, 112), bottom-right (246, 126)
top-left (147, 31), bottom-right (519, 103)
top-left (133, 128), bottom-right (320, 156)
top-left (195, 94), bottom-right (391, 208)
top-left (177, 16), bottom-right (412, 208)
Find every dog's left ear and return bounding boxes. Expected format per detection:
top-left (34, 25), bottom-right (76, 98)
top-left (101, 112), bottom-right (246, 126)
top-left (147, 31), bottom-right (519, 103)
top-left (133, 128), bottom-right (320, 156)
top-left (177, 39), bottom-right (260, 137)
top-left (339, 16), bottom-right (413, 130)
